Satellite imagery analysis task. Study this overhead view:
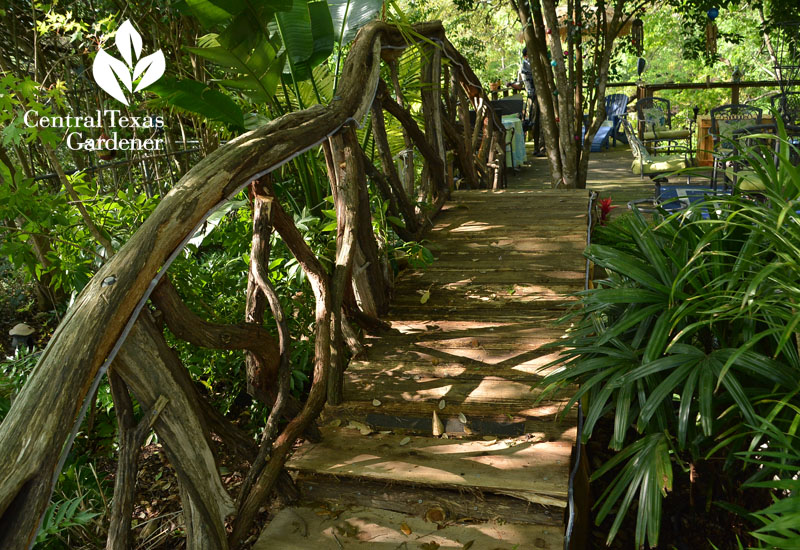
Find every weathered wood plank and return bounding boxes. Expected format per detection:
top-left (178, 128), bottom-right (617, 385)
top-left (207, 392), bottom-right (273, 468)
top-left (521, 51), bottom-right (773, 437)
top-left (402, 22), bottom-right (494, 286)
top-left (286, 427), bottom-right (573, 507)
top-left (294, 476), bottom-right (564, 526)
top-left (389, 283), bottom-right (579, 312)
top-left (397, 269), bottom-right (584, 285)
top-left (322, 401), bottom-right (576, 428)
top-left (347, 353), bottom-right (564, 380)
top-left (343, 375), bottom-right (573, 414)
top-left (256, 505), bottom-right (565, 549)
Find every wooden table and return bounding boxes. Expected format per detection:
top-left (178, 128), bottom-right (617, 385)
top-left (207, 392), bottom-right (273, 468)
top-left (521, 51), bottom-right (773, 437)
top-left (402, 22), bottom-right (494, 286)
top-left (696, 114), bottom-right (774, 166)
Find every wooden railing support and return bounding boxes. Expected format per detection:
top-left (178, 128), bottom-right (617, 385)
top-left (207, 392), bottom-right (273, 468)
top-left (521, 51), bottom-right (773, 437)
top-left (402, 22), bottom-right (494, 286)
top-left (0, 20), bottom-right (507, 550)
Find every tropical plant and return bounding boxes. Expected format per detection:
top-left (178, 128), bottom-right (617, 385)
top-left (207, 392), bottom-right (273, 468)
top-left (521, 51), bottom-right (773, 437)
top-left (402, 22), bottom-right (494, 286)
top-left (539, 121), bottom-right (800, 547)
top-left (738, 416), bottom-right (800, 549)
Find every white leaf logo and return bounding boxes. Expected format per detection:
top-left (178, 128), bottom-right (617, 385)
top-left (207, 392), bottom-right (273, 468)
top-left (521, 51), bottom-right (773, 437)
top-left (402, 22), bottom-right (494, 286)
top-left (92, 19), bottom-right (165, 105)
top-left (133, 51), bottom-right (166, 92)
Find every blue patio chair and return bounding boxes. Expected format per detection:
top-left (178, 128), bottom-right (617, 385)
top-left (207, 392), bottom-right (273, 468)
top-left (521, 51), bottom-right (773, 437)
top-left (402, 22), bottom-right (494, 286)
top-left (605, 93), bottom-right (629, 146)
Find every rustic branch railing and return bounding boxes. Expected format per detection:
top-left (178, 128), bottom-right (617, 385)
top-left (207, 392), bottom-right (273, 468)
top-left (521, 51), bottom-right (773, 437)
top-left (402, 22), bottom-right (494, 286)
top-left (0, 21), bottom-right (506, 550)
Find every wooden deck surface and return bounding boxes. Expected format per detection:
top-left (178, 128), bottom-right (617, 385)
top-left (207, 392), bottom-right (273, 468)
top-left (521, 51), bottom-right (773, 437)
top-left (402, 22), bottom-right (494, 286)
top-left (258, 187), bottom-right (590, 549)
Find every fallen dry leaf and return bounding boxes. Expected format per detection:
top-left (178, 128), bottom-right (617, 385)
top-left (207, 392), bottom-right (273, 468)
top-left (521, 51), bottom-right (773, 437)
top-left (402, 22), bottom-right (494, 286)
top-left (438, 399), bottom-right (446, 410)
top-left (432, 410), bottom-right (444, 436)
top-left (372, 399), bottom-right (382, 407)
top-left (347, 420), bottom-right (373, 436)
top-left (400, 522), bottom-right (412, 535)
top-left (463, 541), bottom-right (475, 549)
top-left (420, 542), bottom-right (440, 550)
top-left (420, 290), bottom-right (431, 304)
top-left (399, 436), bottom-right (411, 446)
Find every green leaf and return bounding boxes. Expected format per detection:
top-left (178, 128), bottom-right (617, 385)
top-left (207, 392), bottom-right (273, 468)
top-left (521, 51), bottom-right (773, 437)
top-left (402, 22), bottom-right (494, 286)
top-left (147, 78), bottom-right (245, 129)
top-left (182, 0), bottom-right (236, 27)
top-left (187, 36), bottom-right (285, 102)
top-left (276, 0), bottom-right (335, 82)
top-left (329, 0), bottom-right (382, 44)
top-left (387, 215), bottom-right (406, 228)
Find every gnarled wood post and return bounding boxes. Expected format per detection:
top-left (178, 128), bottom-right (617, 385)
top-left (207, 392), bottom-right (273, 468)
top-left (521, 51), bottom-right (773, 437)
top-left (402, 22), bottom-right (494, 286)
top-left (420, 41), bottom-right (448, 201)
top-left (0, 21), bottom-right (507, 550)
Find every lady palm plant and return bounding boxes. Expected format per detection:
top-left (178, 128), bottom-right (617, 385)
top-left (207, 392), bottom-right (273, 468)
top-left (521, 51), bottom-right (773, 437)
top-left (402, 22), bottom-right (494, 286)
top-left (540, 120), bottom-right (800, 548)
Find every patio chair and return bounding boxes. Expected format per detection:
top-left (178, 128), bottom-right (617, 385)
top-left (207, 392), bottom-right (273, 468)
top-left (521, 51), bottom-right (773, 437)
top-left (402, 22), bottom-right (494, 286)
top-left (605, 93), bottom-right (630, 146)
top-left (709, 104), bottom-right (763, 190)
top-left (722, 122), bottom-right (779, 194)
top-left (584, 94), bottom-right (631, 152)
top-left (636, 97), bottom-right (691, 153)
top-left (771, 92), bottom-right (800, 165)
top-left (629, 182), bottom-right (731, 217)
top-left (771, 91), bottom-right (800, 127)
top-left (620, 116), bottom-right (690, 180)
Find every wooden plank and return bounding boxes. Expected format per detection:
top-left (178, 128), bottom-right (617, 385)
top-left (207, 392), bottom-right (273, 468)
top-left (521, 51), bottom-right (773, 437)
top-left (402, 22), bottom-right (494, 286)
top-left (343, 374), bottom-right (573, 415)
top-left (380, 317), bottom-right (567, 332)
top-left (397, 268), bottom-right (585, 285)
top-left (347, 353), bottom-right (564, 380)
top-left (323, 401), bottom-right (576, 428)
top-left (390, 283), bottom-right (579, 311)
top-left (365, 325), bottom-right (568, 348)
top-left (426, 230), bottom-right (587, 242)
top-left (428, 254), bottom-right (585, 269)
top-left (256, 505), bottom-right (565, 549)
top-left (432, 213), bottom-right (586, 224)
top-left (295, 476), bottom-right (564, 525)
top-left (425, 239), bottom-right (586, 253)
top-left (359, 345), bottom-right (561, 369)
top-left (286, 427), bottom-right (573, 507)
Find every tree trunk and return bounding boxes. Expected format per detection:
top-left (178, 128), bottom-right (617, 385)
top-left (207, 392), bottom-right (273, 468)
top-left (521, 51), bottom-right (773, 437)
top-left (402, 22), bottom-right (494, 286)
top-left (112, 312), bottom-right (234, 550)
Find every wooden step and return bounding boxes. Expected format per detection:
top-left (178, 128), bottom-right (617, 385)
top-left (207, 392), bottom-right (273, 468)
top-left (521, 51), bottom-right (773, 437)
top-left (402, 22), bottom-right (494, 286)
top-left (397, 268), bottom-right (585, 285)
top-left (295, 475), bottom-right (564, 525)
top-left (389, 283), bottom-right (579, 313)
top-left (255, 505), bottom-right (564, 549)
top-left (342, 373), bottom-right (573, 418)
top-left (427, 257), bottom-right (585, 273)
top-left (347, 352), bottom-right (563, 381)
top-left (321, 404), bottom-right (577, 437)
top-left (377, 318), bottom-right (568, 332)
top-left (286, 427), bottom-right (573, 508)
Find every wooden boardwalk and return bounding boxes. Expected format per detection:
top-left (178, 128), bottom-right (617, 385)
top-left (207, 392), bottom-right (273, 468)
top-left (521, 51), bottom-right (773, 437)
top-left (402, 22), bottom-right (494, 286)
top-left (257, 188), bottom-right (590, 549)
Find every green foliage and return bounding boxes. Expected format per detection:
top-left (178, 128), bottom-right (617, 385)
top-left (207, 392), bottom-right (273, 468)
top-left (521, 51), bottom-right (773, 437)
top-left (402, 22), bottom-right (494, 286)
top-left (540, 124), bottom-right (800, 547)
top-left (34, 461), bottom-right (110, 549)
top-left (329, 0), bottom-right (384, 44)
top-left (147, 77), bottom-right (246, 130)
top-left (740, 419), bottom-right (800, 548)
top-left (35, 496), bottom-right (101, 549)
top-left (398, 0), bottom-right (522, 85)
top-left (0, 348), bottom-right (40, 421)
top-left (613, 2), bottom-right (799, 118)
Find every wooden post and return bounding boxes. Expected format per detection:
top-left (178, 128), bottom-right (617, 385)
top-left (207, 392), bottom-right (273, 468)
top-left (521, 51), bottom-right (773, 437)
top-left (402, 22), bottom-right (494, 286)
top-left (421, 43), bottom-right (448, 199)
top-left (388, 60), bottom-right (417, 197)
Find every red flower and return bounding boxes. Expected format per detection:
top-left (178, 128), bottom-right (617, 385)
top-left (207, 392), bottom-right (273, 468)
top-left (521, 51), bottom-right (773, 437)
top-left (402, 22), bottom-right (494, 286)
top-left (598, 197), bottom-right (617, 225)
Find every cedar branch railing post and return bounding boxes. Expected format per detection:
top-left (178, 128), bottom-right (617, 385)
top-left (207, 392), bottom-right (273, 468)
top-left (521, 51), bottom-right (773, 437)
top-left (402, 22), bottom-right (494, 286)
top-left (0, 21), bottom-right (509, 550)
top-left (420, 41), bottom-right (448, 201)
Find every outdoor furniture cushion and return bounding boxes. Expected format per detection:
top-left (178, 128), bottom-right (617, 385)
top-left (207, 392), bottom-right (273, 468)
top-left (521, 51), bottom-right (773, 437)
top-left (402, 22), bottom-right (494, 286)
top-left (736, 170), bottom-right (767, 191)
top-left (631, 155), bottom-right (688, 176)
top-left (642, 107), bottom-right (668, 130)
top-left (643, 128), bottom-right (691, 140)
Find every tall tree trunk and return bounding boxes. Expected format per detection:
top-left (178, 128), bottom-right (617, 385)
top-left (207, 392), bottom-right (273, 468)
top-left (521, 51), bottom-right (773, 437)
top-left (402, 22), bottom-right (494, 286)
top-left (511, 0), bottom-right (564, 187)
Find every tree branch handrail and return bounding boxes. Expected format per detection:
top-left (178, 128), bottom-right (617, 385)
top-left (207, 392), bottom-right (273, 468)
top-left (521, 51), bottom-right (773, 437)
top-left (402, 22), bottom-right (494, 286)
top-left (0, 20), bottom-right (506, 550)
